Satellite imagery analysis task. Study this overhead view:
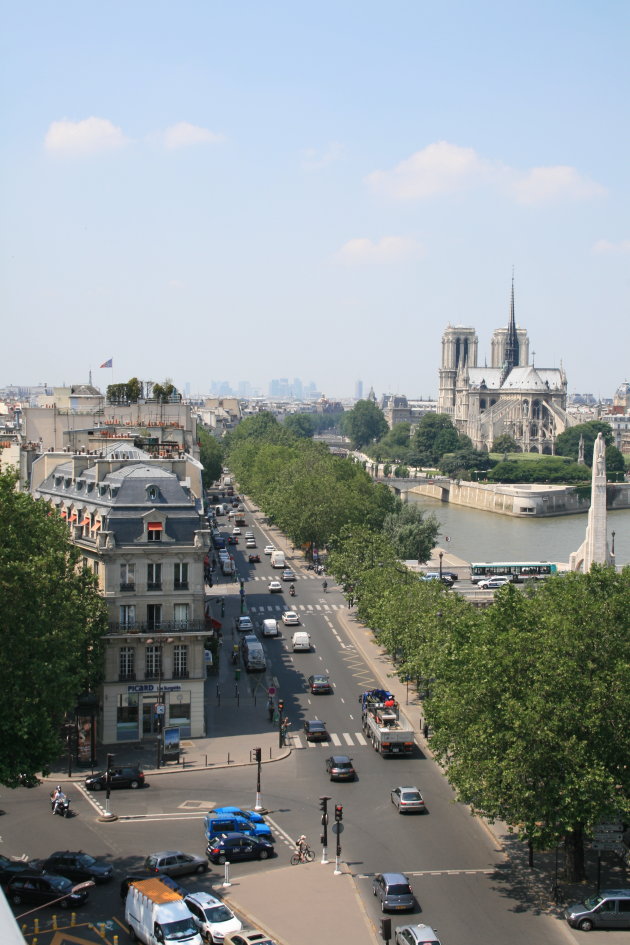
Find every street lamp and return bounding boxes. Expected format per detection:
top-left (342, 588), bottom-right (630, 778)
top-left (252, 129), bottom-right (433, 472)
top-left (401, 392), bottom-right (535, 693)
top-left (611, 530), bottom-right (616, 555)
top-left (15, 880), bottom-right (95, 919)
top-left (439, 551), bottom-right (444, 581)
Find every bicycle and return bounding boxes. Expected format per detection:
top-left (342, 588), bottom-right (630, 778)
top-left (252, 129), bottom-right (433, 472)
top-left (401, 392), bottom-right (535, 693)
top-left (290, 845), bottom-right (315, 865)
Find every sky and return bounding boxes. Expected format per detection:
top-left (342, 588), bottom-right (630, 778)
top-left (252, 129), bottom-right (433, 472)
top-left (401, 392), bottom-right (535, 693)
top-left (1, 1), bottom-right (629, 400)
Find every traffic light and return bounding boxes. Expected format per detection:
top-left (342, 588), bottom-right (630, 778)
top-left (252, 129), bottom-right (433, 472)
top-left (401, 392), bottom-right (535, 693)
top-left (254, 747), bottom-right (262, 763)
top-left (278, 699), bottom-right (284, 716)
top-left (319, 796), bottom-right (329, 825)
top-left (334, 803), bottom-right (343, 822)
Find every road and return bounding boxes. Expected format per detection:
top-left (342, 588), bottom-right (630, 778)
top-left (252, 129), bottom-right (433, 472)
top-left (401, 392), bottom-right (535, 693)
top-left (1, 500), bottom-right (626, 944)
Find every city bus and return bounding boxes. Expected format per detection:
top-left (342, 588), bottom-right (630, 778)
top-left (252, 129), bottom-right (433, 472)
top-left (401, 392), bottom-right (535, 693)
top-left (470, 561), bottom-right (558, 583)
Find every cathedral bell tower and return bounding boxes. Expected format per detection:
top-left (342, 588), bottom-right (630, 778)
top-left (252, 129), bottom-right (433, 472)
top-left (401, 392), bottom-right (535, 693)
top-left (438, 326), bottom-right (478, 414)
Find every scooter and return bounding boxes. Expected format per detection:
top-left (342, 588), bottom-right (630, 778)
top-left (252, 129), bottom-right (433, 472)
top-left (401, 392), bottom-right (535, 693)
top-left (289, 586), bottom-right (296, 597)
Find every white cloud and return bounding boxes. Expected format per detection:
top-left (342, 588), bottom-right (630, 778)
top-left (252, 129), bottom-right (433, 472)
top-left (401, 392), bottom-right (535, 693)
top-left (366, 140), bottom-right (606, 207)
top-left (366, 141), bottom-right (491, 199)
top-left (44, 117), bottom-right (127, 155)
top-left (512, 165), bottom-right (607, 205)
top-left (591, 238), bottom-right (630, 255)
top-left (163, 122), bottom-right (224, 150)
top-left (301, 142), bottom-right (344, 171)
top-left (336, 236), bottom-right (425, 265)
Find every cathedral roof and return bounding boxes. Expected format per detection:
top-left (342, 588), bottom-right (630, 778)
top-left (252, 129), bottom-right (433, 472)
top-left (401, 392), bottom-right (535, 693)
top-left (501, 366), bottom-right (550, 390)
top-left (467, 368), bottom-right (503, 389)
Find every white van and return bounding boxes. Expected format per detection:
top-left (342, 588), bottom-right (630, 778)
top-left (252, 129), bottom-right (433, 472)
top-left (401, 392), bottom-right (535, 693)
top-left (270, 550), bottom-right (286, 569)
top-left (262, 618), bottom-right (279, 637)
top-left (125, 877), bottom-right (203, 945)
top-left (243, 639), bottom-right (266, 672)
top-left (292, 631), bottom-right (311, 652)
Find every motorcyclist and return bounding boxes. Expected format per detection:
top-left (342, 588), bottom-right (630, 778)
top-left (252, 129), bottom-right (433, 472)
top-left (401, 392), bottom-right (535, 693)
top-left (51, 785), bottom-right (66, 814)
top-left (289, 583), bottom-right (295, 596)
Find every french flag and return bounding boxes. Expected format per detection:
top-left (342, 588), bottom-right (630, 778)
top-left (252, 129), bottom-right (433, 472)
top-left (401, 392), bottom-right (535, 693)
top-left (100, 358), bottom-right (113, 368)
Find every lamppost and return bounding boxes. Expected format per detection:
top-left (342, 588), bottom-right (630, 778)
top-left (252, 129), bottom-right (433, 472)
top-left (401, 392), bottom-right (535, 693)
top-left (611, 531), bottom-right (616, 556)
top-left (15, 881), bottom-right (95, 919)
top-left (439, 551), bottom-right (444, 581)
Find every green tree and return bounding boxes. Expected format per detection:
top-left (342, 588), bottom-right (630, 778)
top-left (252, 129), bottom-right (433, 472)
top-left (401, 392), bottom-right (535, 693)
top-left (555, 421), bottom-right (613, 464)
top-left (487, 456), bottom-right (589, 484)
top-left (412, 414), bottom-right (461, 464)
top-left (492, 434), bottom-right (520, 453)
top-left (152, 380), bottom-right (178, 403)
top-left (427, 568), bottom-right (630, 881)
top-left (284, 414), bottom-right (316, 438)
top-left (197, 426), bottom-right (223, 488)
top-left (382, 504), bottom-right (440, 563)
top-left (605, 444), bottom-right (625, 473)
top-left (439, 449), bottom-right (495, 479)
top-left (0, 469), bottom-right (107, 787)
top-left (340, 400), bottom-right (388, 448)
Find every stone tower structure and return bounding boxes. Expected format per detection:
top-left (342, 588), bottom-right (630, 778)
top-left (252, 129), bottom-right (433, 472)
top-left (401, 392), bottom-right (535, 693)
top-left (569, 433), bottom-right (614, 572)
top-left (438, 326), bottom-right (478, 415)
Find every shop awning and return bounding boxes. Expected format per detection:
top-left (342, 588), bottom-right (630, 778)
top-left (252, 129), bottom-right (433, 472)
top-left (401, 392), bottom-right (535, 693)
top-left (147, 522), bottom-right (163, 531)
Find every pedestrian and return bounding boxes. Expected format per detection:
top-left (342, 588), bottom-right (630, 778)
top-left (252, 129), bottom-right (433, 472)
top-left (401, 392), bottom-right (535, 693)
top-left (267, 699), bottom-right (274, 723)
top-left (423, 721), bottom-right (429, 739)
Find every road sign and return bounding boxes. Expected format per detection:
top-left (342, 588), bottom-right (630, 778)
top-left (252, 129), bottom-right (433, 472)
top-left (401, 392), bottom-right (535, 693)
top-left (331, 822), bottom-right (344, 835)
top-left (267, 686), bottom-right (276, 696)
top-left (155, 704), bottom-right (165, 715)
top-left (592, 841), bottom-right (625, 852)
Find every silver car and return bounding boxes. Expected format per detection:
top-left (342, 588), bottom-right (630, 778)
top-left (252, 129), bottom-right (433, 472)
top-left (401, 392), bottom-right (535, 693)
top-left (372, 872), bottom-right (415, 913)
top-left (144, 850), bottom-right (208, 877)
top-left (395, 924), bottom-right (441, 945)
top-left (391, 786), bottom-right (426, 814)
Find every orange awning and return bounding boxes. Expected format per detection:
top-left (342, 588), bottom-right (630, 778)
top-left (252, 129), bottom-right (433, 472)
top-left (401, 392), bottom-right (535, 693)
top-left (69, 513), bottom-right (78, 523)
top-left (60, 509), bottom-right (67, 519)
top-left (93, 519), bottom-right (102, 530)
top-left (148, 522), bottom-right (163, 531)
top-left (80, 516), bottom-right (90, 526)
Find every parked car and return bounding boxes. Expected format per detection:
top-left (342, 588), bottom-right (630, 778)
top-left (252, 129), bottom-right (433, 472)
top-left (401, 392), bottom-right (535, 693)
top-left (308, 674), bottom-right (333, 694)
top-left (144, 851), bottom-right (209, 877)
top-left (185, 891), bottom-right (243, 943)
top-left (85, 765), bottom-right (145, 791)
top-left (41, 851), bottom-right (113, 884)
top-left (204, 813), bottom-right (272, 840)
top-left (391, 786), bottom-right (426, 814)
top-left (372, 872), bottom-right (415, 913)
top-left (209, 806), bottom-right (266, 824)
top-left (325, 755), bottom-right (356, 781)
top-left (395, 924), bottom-right (442, 945)
top-left (304, 719), bottom-right (329, 742)
top-left (281, 569), bottom-right (296, 582)
top-left (268, 581), bottom-right (282, 593)
top-left (565, 889), bottom-right (630, 932)
top-left (223, 931), bottom-right (277, 945)
top-left (282, 610), bottom-right (300, 625)
top-left (8, 871), bottom-right (89, 909)
top-left (206, 833), bottom-right (274, 865)
top-left (0, 855), bottom-right (41, 885)
top-left (248, 554), bottom-right (260, 563)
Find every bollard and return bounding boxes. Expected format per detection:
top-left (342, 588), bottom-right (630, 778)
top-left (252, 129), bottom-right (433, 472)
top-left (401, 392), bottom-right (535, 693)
top-left (34, 918), bottom-right (40, 934)
top-left (52, 913), bottom-right (58, 929)
top-left (99, 922), bottom-right (107, 937)
top-left (205, 754), bottom-right (208, 766)
top-left (227, 752), bottom-right (231, 764)
top-left (114, 937), bottom-right (119, 944)
top-left (71, 912), bottom-right (77, 926)
top-left (223, 860), bottom-right (231, 887)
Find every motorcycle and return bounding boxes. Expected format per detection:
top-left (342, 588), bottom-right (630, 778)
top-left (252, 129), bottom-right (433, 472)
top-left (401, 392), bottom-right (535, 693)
top-left (289, 586), bottom-right (296, 597)
top-left (50, 793), bottom-right (72, 817)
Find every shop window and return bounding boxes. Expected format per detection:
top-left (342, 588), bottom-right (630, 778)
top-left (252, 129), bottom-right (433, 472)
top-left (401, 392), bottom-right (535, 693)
top-left (169, 692), bottom-right (191, 736)
top-left (117, 693), bottom-right (139, 741)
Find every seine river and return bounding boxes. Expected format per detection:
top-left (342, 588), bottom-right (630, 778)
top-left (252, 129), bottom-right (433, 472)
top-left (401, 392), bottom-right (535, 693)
top-left (407, 493), bottom-right (630, 568)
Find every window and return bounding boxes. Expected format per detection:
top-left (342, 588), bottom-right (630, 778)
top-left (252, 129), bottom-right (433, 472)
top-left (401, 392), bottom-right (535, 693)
top-left (173, 603), bottom-right (189, 628)
top-left (93, 561), bottom-right (99, 577)
top-left (174, 562), bottom-right (189, 590)
top-left (169, 691), bottom-right (191, 735)
top-left (173, 644), bottom-right (188, 678)
top-left (145, 645), bottom-right (162, 679)
top-left (147, 522), bottom-right (162, 542)
top-left (120, 604), bottom-right (136, 627)
top-left (117, 693), bottom-right (138, 741)
top-left (119, 647), bottom-right (135, 681)
top-left (147, 563), bottom-right (162, 590)
top-left (120, 562), bottom-right (136, 590)
top-left (147, 604), bottom-right (162, 630)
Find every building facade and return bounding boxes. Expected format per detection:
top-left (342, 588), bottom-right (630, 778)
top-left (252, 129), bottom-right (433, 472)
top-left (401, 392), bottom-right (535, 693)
top-left (31, 444), bottom-right (211, 744)
top-left (438, 281), bottom-right (572, 452)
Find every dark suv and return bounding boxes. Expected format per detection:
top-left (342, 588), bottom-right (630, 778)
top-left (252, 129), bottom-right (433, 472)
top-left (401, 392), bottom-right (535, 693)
top-left (85, 765), bottom-right (145, 791)
top-left (41, 851), bottom-right (113, 884)
top-left (325, 755), bottom-right (357, 781)
top-left (8, 871), bottom-right (89, 909)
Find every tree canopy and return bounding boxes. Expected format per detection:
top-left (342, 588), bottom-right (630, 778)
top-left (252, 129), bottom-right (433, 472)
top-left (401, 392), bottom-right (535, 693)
top-left (283, 413), bottom-right (316, 438)
top-left (381, 503), bottom-right (440, 562)
top-left (411, 414), bottom-right (472, 465)
top-left (487, 455), bottom-right (590, 484)
top-left (555, 421), bottom-right (613, 465)
top-left (340, 400), bottom-right (388, 448)
top-left (0, 469), bottom-right (107, 787)
top-left (197, 425), bottom-right (223, 488)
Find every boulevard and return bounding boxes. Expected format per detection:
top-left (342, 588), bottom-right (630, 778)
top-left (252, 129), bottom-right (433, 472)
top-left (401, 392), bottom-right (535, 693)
top-left (2, 503), bottom-right (627, 944)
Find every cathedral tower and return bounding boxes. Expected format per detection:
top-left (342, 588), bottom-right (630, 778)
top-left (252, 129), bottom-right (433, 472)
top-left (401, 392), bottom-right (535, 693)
top-left (438, 326), bottom-right (478, 413)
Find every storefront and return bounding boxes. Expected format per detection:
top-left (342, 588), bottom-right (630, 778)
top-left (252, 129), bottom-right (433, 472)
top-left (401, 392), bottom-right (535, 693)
top-left (102, 679), bottom-right (205, 743)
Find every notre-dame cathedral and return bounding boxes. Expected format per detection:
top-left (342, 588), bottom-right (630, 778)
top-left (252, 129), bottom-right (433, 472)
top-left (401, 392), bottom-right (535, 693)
top-left (437, 281), bottom-right (571, 453)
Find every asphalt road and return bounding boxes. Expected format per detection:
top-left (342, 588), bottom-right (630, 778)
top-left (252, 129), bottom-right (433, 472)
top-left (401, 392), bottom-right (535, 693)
top-left (1, 504), bottom-right (626, 944)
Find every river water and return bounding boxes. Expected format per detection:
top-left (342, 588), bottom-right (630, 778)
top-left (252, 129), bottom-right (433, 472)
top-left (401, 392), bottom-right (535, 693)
top-left (407, 492), bottom-right (630, 568)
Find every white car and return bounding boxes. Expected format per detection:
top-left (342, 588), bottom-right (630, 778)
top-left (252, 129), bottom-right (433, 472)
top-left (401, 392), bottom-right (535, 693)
top-left (184, 891), bottom-right (242, 944)
top-left (282, 610), bottom-right (300, 625)
top-left (478, 576), bottom-right (511, 589)
top-left (262, 618), bottom-right (279, 637)
top-left (268, 581), bottom-right (282, 593)
top-left (232, 527), bottom-right (241, 536)
top-left (264, 545), bottom-right (275, 555)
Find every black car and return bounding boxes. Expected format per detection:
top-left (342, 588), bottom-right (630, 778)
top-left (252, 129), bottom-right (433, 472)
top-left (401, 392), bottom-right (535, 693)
top-left (304, 720), bottom-right (329, 742)
top-left (0, 854), bottom-right (41, 885)
top-left (325, 755), bottom-right (357, 781)
top-left (307, 674), bottom-right (333, 694)
top-left (8, 871), bottom-right (89, 909)
top-left (206, 832), bottom-right (274, 865)
top-left (85, 765), bottom-right (145, 791)
top-left (41, 851), bottom-right (113, 884)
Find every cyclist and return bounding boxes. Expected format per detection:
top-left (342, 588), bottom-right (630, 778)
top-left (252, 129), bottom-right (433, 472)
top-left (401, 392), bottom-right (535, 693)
top-left (296, 835), bottom-right (309, 860)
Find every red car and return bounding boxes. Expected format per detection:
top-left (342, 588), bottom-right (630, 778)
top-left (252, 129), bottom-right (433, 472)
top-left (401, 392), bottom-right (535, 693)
top-left (228, 536), bottom-right (238, 544)
top-left (248, 553), bottom-right (260, 563)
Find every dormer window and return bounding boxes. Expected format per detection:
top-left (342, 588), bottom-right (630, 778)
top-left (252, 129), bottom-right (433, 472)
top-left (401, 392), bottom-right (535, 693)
top-left (146, 484), bottom-right (158, 501)
top-left (147, 522), bottom-right (163, 542)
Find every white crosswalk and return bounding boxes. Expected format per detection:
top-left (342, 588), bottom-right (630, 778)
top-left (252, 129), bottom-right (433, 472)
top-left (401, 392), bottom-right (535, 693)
top-left (248, 603), bottom-right (341, 613)
top-left (290, 732), bottom-right (368, 750)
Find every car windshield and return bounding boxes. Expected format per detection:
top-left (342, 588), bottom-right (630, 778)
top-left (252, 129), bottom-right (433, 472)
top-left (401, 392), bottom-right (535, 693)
top-left (402, 791), bottom-right (422, 801)
top-left (77, 854), bottom-right (96, 866)
top-left (583, 895), bottom-right (604, 909)
top-left (388, 884), bottom-right (411, 895)
top-left (162, 918), bottom-right (198, 940)
top-left (204, 904), bottom-right (233, 922)
top-left (49, 876), bottom-right (72, 891)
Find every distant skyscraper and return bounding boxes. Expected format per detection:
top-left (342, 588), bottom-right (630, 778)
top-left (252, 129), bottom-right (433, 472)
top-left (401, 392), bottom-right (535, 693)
top-left (355, 380), bottom-right (363, 401)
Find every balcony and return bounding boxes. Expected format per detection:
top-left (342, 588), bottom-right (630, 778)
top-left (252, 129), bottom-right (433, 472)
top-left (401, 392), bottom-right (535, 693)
top-left (120, 582), bottom-right (136, 592)
top-left (174, 581), bottom-right (189, 590)
top-left (118, 671), bottom-right (136, 682)
top-left (172, 669), bottom-right (190, 679)
top-left (107, 620), bottom-right (207, 636)
top-left (147, 582), bottom-right (162, 591)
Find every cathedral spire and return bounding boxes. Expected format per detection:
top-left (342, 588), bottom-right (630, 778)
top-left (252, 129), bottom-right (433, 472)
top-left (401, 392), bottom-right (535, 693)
top-left (504, 270), bottom-right (520, 370)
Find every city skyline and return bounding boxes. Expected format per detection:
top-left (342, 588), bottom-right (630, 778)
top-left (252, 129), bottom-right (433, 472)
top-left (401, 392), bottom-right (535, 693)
top-left (2, 2), bottom-right (629, 397)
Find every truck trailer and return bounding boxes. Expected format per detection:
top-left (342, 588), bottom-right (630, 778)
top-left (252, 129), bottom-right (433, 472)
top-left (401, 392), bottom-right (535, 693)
top-left (360, 689), bottom-right (415, 757)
